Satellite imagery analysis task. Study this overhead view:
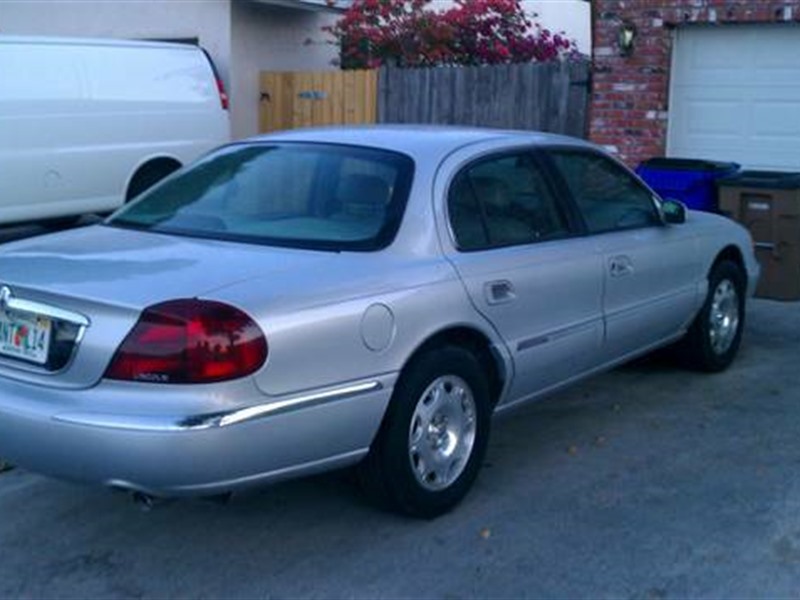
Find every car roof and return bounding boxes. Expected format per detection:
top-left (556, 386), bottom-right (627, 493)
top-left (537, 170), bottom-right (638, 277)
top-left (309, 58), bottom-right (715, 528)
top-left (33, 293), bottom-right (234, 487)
top-left (245, 125), bottom-right (595, 160)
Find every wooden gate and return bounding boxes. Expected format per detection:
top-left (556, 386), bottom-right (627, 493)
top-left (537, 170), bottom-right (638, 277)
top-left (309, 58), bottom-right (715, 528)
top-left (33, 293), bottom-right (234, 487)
top-left (259, 70), bottom-right (378, 133)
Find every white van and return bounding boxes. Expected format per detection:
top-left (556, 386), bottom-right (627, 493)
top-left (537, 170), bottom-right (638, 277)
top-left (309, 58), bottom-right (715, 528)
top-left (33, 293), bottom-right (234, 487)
top-left (0, 36), bottom-right (230, 225)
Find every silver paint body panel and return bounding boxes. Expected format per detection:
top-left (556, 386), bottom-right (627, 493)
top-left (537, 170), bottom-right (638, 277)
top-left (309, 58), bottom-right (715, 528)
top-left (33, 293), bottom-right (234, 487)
top-left (0, 127), bottom-right (760, 496)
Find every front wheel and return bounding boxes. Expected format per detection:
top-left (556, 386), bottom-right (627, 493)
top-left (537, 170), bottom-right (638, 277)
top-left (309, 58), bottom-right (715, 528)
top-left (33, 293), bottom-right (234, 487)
top-left (680, 260), bottom-right (746, 372)
top-left (358, 346), bottom-right (491, 518)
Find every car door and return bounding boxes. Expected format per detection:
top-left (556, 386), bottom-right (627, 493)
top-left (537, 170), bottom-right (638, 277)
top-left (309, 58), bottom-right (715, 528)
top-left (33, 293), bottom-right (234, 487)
top-left (439, 150), bottom-right (605, 405)
top-left (546, 149), bottom-right (704, 361)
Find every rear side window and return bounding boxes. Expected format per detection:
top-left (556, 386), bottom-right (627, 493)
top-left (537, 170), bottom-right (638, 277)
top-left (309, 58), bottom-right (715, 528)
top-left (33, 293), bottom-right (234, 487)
top-left (448, 153), bottom-right (569, 251)
top-left (549, 150), bottom-right (660, 233)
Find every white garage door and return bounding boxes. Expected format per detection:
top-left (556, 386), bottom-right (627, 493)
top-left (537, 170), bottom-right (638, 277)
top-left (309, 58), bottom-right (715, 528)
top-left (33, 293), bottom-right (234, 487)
top-left (668, 25), bottom-right (800, 170)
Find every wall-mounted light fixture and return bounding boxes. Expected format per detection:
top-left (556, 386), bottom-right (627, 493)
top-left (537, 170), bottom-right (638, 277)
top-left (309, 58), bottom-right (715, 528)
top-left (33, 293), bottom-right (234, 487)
top-left (618, 20), bottom-right (637, 57)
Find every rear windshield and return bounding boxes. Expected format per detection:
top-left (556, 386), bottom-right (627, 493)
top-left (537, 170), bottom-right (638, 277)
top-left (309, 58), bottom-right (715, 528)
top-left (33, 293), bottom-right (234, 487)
top-left (108, 143), bottom-right (415, 251)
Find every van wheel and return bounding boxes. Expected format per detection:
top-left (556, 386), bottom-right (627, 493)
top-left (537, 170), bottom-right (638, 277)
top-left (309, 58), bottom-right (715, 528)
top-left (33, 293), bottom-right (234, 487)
top-left (679, 260), bottom-right (746, 372)
top-left (358, 346), bottom-right (491, 518)
top-left (126, 160), bottom-right (181, 202)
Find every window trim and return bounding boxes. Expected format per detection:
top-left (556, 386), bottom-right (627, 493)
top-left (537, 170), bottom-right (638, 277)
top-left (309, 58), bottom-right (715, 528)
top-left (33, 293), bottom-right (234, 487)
top-left (445, 148), bottom-right (582, 253)
top-left (540, 146), bottom-right (665, 236)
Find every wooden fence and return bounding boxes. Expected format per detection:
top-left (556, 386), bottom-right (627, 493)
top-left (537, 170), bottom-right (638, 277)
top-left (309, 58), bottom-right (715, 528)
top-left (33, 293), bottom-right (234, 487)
top-left (259, 70), bottom-right (378, 133)
top-left (259, 61), bottom-right (590, 138)
top-left (378, 61), bottom-right (590, 137)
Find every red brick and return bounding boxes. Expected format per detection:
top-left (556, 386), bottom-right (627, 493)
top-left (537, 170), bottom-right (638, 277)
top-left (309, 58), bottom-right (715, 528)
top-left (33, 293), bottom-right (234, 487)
top-left (588, 0), bottom-right (800, 166)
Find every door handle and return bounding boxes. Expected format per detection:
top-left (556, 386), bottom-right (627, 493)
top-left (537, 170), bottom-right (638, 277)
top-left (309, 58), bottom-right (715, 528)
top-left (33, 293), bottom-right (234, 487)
top-left (485, 280), bottom-right (516, 305)
top-left (609, 255), bottom-right (634, 278)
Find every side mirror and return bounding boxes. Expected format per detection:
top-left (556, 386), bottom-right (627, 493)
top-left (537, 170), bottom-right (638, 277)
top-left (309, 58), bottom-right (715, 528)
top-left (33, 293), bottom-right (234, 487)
top-left (661, 199), bottom-right (686, 225)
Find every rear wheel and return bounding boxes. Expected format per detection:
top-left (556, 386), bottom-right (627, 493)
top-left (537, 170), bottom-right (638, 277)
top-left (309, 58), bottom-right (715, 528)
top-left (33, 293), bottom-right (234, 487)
top-left (358, 346), bottom-right (491, 518)
top-left (680, 260), bottom-right (746, 372)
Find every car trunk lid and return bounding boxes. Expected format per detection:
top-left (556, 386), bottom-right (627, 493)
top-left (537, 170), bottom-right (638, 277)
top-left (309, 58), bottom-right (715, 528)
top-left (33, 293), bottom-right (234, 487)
top-left (0, 225), bottom-right (336, 388)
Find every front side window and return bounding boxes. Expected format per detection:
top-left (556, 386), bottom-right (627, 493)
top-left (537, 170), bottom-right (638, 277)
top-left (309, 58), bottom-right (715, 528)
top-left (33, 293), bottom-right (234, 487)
top-left (108, 143), bottom-right (414, 251)
top-left (549, 150), bottom-right (660, 233)
top-left (448, 153), bottom-right (569, 251)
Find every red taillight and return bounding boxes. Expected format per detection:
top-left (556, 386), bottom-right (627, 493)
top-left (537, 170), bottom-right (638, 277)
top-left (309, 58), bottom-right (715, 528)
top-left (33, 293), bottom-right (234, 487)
top-left (105, 299), bottom-right (266, 384)
top-left (215, 76), bottom-right (229, 110)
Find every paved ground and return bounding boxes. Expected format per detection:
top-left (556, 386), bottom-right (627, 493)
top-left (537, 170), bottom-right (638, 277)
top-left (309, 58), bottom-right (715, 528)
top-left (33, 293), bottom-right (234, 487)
top-left (0, 221), bottom-right (798, 598)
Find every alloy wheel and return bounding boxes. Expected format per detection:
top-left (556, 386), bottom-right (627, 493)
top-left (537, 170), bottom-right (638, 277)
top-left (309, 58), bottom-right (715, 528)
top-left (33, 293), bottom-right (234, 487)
top-left (408, 375), bottom-right (477, 491)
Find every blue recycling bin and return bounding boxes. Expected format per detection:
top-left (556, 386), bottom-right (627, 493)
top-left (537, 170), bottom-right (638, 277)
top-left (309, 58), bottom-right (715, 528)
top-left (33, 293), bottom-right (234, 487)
top-left (635, 158), bottom-right (740, 213)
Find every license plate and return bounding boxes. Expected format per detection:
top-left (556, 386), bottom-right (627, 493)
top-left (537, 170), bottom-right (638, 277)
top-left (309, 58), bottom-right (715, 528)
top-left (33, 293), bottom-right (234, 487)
top-left (0, 309), bottom-right (51, 365)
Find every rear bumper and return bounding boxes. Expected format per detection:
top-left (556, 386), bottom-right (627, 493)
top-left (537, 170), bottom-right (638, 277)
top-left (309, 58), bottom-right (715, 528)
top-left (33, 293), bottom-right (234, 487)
top-left (0, 375), bottom-right (395, 496)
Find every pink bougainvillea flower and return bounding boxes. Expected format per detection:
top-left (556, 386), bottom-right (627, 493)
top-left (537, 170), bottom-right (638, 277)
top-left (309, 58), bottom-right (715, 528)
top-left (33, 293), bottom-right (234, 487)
top-left (325, 0), bottom-right (579, 69)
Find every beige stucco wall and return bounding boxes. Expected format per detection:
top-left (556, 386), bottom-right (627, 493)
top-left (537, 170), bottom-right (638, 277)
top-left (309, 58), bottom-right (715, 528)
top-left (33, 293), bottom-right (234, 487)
top-left (230, 2), bottom-right (338, 139)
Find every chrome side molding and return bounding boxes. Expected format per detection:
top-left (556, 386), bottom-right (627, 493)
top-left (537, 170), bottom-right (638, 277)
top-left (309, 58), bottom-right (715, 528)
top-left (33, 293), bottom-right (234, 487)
top-left (54, 380), bottom-right (384, 432)
top-left (211, 381), bottom-right (383, 428)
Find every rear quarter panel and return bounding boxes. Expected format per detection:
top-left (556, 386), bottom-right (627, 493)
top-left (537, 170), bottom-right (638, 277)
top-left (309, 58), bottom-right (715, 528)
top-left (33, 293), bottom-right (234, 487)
top-left (209, 254), bottom-right (509, 398)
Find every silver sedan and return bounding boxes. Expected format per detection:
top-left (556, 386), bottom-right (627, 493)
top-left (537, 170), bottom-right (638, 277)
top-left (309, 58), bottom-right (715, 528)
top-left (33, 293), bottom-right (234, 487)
top-left (0, 127), bottom-right (759, 517)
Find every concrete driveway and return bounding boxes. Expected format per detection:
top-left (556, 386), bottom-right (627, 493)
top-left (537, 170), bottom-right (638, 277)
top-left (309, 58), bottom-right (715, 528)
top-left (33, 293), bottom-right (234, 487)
top-left (0, 294), bottom-right (797, 598)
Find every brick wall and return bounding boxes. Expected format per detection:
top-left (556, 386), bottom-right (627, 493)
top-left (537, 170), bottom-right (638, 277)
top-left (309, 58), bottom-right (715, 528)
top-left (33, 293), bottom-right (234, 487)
top-left (589, 0), bottom-right (800, 167)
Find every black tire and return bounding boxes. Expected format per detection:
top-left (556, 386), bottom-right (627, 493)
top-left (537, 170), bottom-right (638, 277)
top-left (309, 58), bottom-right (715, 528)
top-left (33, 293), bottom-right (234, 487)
top-left (679, 260), bottom-right (746, 372)
top-left (358, 345), bottom-right (491, 518)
